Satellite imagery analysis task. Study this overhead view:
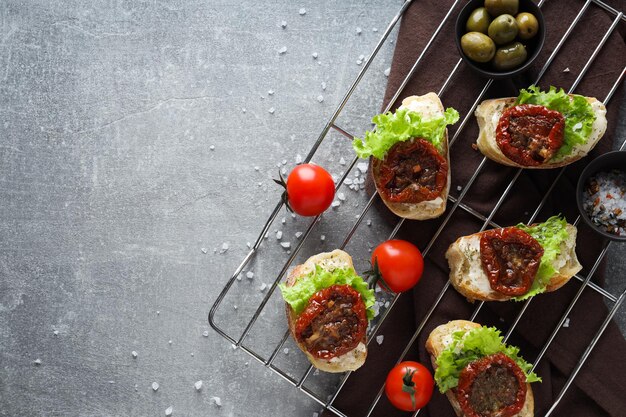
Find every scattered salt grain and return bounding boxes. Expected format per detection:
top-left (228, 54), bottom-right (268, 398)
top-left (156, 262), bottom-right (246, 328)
top-left (320, 235), bottom-right (326, 241)
top-left (321, 82), bottom-right (327, 91)
top-left (331, 201), bottom-right (341, 208)
top-left (373, 28), bottom-right (378, 32)
top-left (231, 344), bottom-right (236, 351)
top-left (367, 219), bottom-right (372, 226)
top-left (190, 352), bottom-right (194, 357)
top-left (312, 52), bottom-right (318, 59)
top-left (220, 243), bottom-right (229, 253)
top-left (195, 380), bottom-right (203, 391)
top-left (268, 107), bottom-right (275, 114)
top-left (339, 157), bottom-right (346, 165)
top-left (283, 348), bottom-right (290, 354)
top-left (259, 283), bottom-right (267, 292)
top-left (563, 67), bottom-right (570, 73)
top-left (276, 231), bottom-right (283, 240)
top-left (358, 54), bottom-right (365, 61)
top-left (246, 242), bottom-right (252, 248)
top-left (295, 232), bottom-right (303, 239)
top-left (564, 318), bottom-right (570, 328)
top-left (201, 247), bottom-right (207, 254)
top-left (233, 305), bottom-right (238, 310)
top-left (313, 413), bottom-right (319, 417)
top-left (295, 154), bottom-right (303, 163)
top-left (53, 330), bottom-right (59, 336)
top-left (246, 271), bottom-right (254, 279)
top-left (281, 159), bottom-right (287, 165)
top-left (209, 145), bottom-right (215, 151)
top-left (152, 382), bottom-right (159, 391)
top-left (344, 178), bottom-right (353, 185)
top-left (317, 95), bottom-right (324, 103)
top-left (211, 397), bottom-right (222, 407)
top-left (356, 60), bottom-right (362, 65)
top-left (457, 185), bottom-right (462, 191)
top-left (299, 8), bottom-right (307, 15)
top-left (242, 107), bottom-right (246, 113)
top-left (165, 406), bottom-right (173, 416)
top-left (278, 46), bottom-right (287, 55)
top-left (203, 330), bottom-right (210, 337)
top-left (131, 351), bottom-right (138, 358)
top-left (356, 27), bottom-right (362, 34)
top-left (376, 335), bottom-right (384, 345)
top-left (157, 310), bottom-right (160, 315)
top-left (384, 68), bottom-right (390, 77)
top-left (168, 340), bottom-right (172, 345)
top-left (338, 193), bottom-right (346, 201)
top-left (33, 358), bottom-right (42, 366)
top-left (357, 162), bottom-right (368, 173)
top-left (280, 242), bottom-right (291, 249)
top-left (281, 21), bottom-right (287, 29)
top-left (268, 90), bottom-right (274, 96)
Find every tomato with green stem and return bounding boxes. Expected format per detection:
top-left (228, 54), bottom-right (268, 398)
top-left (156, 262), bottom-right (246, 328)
top-left (385, 361), bottom-right (434, 411)
top-left (274, 163), bottom-right (335, 216)
top-left (368, 240), bottom-right (424, 293)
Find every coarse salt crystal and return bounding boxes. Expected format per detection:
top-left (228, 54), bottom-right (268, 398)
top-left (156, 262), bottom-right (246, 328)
top-left (221, 243), bottom-right (229, 253)
top-left (356, 27), bottom-right (362, 34)
top-left (321, 82), bottom-right (327, 90)
top-left (281, 242), bottom-right (291, 249)
top-left (209, 145), bottom-right (215, 150)
top-left (376, 335), bottom-right (384, 345)
top-left (357, 162), bottom-right (368, 173)
top-left (563, 67), bottom-right (570, 73)
top-left (201, 247), bottom-right (207, 254)
top-left (276, 231), bottom-right (283, 239)
top-left (246, 271), bottom-right (254, 279)
top-left (278, 47), bottom-right (287, 55)
top-left (260, 283), bottom-right (267, 291)
top-left (320, 235), bottom-right (326, 241)
top-left (152, 382), bottom-right (159, 391)
top-left (299, 8), bottom-right (306, 15)
top-left (33, 358), bottom-right (42, 365)
top-left (268, 90), bottom-right (274, 95)
top-left (331, 201), bottom-right (341, 208)
top-left (165, 406), bottom-right (173, 416)
top-left (358, 54), bottom-right (365, 60)
top-left (295, 154), bottom-right (303, 163)
top-left (283, 348), bottom-right (289, 354)
top-left (268, 107), bottom-right (275, 114)
top-left (281, 21), bottom-right (287, 28)
top-left (53, 330), bottom-right (59, 336)
top-left (312, 52), bottom-right (318, 59)
top-left (563, 318), bottom-right (570, 328)
top-left (384, 68), bottom-right (390, 77)
top-left (373, 28), bottom-right (378, 32)
top-left (203, 331), bottom-right (209, 337)
top-left (195, 380), bottom-right (203, 391)
top-left (211, 396), bottom-right (222, 406)
top-left (338, 193), bottom-right (346, 201)
top-left (131, 351), bottom-right (138, 358)
top-left (367, 219), bottom-right (372, 226)
top-left (339, 157), bottom-right (346, 165)
top-left (356, 60), bottom-right (362, 65)
top-left (317, 95), bottom-right (324, 103)
top-left (295, 232), bottom-right (303, 238)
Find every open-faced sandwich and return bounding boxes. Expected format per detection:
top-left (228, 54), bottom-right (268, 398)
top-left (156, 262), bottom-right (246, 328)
top-left (475, 86), bottom-right (607, 168)
top-left (353, 93), bottom-right (459, 220)
top-left (446, 216), bottom-right (581, 302)
top-left (426, 320), bottom-right (541, 417)
top-left (278, 249), bottom-right (375, 372)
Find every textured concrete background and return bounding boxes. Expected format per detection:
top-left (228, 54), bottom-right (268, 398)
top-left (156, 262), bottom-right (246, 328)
top-left (0, 1), bottom-right (624, 417)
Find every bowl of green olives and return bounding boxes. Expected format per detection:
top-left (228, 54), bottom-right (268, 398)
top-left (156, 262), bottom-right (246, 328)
top-left (455, 0), bottom-right (545, 79)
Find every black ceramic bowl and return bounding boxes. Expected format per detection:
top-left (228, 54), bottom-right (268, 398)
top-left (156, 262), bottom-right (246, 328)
top-left (576, 151), bottom-right (626, 242)
top-left (455, 0), bottom-right (546, 79)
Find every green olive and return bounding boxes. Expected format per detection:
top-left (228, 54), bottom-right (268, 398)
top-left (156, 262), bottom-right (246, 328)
top-left (484, 0), bottom-right (519, 16)
top-left (461, 32), bottom-right (496, 63)
top-left (488, 14), bottom-right (518, 45)
top-left (493, 42), bottom-right (528, 70)
top-left (466, 7), bottom-right (492, 34)
top-left (516, 12), bottom-right (539, 40)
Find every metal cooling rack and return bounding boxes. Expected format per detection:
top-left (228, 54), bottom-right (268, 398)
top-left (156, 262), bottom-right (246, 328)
top-left (209, 1), bottom-right (626, 416)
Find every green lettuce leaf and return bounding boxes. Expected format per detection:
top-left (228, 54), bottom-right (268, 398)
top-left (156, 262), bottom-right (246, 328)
top-left (513, 216), bottom-right (569, 301)
top-left (515, 85), bottom-right (596, 160)
top-left (434, 326), bottom-right (541, 393)
top-left (278, 265), bottom-right (376, 319)
top-left (352, 107), bottom-right (459, 159)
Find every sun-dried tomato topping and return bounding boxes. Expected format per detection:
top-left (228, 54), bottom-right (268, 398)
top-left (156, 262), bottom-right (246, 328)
top-left (496, 104), bottom-right (565, 166)
top-left (456, 353), bottom-right (527, 417)
top-left (480, 227), bottom-right (544, 296)
top-left (373, 138), bottom-right (448, 203)
top-left (294, 284), bottom-right (367, 359)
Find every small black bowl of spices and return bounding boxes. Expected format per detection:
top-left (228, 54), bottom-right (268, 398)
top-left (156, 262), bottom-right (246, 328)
top-left (576, 151), bottom-right (626, 241)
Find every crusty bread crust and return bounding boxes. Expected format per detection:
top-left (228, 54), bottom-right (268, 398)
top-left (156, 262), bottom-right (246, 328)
top-left (372, 93), bottom-right (450, 220)
top-left (475, 96), bottom-right (607, 169)
top-left (445, 224), bottom-right (582, 302)
top-left (284, 249), bottom-right (367, 373)
top-left (426, 320), bottom-right (535, 417)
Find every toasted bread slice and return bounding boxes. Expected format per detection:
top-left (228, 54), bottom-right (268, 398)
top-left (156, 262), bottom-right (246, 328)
top-left (475, 96), bottom-right (607, 168)
top-left (372, 93), bottom-right (451, 220)
top-left (426, 320), bottom-right (535, 417)
top-left (285, 249), bottom-right (367, 373)
top-left (445, 224), bottom-right (582, 302)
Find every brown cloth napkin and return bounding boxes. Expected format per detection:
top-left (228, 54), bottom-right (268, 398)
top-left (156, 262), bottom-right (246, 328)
top-left (323, 1), bottom-right (626, 416)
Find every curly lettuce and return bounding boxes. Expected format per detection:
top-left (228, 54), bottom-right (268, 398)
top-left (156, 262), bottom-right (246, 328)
top-left (513, 216), bottom-right (570, 301)
top-left (352, 107), bottom-right (459, 159)
top-left (434, 326), bottom-right (541, 393)
top-left (278, 265), bottom-right (375, 319)
top-left (515, 86), bottom-right (596, 160)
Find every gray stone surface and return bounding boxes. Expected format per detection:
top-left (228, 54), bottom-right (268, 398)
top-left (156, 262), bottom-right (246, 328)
top-left (0, 1), bottom-right (623, 417)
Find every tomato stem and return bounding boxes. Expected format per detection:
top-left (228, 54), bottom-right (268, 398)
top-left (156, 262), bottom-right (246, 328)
top-left (273, 170), bottom-right (293, 213)
top-left (363, 258), bottom-right (393, 293)
top-left (401, 368), bottom-right (417, 410)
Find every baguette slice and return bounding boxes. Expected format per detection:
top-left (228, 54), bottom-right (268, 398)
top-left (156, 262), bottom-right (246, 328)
top-left (426, 320), bottom-right (534, 417)
top-left (285, 249), bottom-right (367, 373)
top-left (445, 224), bottom-right (582, 302)
top-left (372, 93), bottom-right (451, 220)
top-left (475, 96), bottom-right (607, 168)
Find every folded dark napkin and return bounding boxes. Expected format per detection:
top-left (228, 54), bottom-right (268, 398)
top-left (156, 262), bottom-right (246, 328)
top-left (323, 1), bottom-right (626, 416)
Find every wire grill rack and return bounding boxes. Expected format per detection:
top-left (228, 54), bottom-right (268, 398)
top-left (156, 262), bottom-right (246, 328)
top-left (209, 1), bottom-right (626, 416)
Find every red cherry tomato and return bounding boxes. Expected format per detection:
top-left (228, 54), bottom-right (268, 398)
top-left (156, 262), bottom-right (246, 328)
top-left (385, 361), bottom-right (434, 412)
top-left (285, 164), bottom-right (335, 216)
top-left (371, 240), bottom-right (424, 292)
